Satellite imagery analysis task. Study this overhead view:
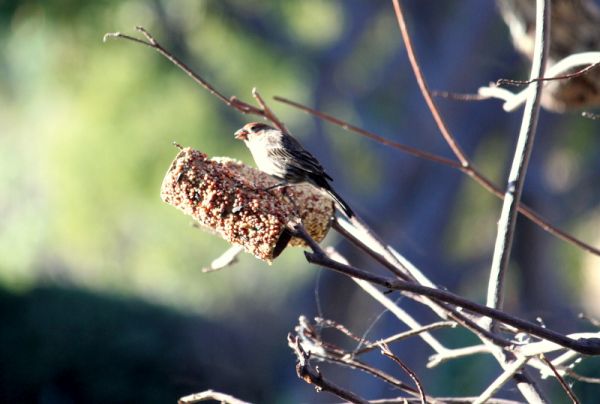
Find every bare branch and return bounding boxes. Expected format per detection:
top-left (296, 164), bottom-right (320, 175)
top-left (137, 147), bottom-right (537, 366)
top-left (379, 343), bottom-right (427, 404)
top-left (479, 52), bottom-right (600, 112)
top-left (496, 60), bottom-right (600, 87)
top-left (355, 321), bottom-right (455, 356)
top-left (539, 355), bottom-right (580, 404)
top-left (290, 221), bottom-right (600, 355)
top-left (288, 334), bottom-right (369, 404)
top-left (273, 96), bottom-right (461, 168)
top-left (391, 0), bottom-right (470, 166)
top-left (201, 245), bottom-right (243, 273)
top-left (103, 27), bottom-right (283, 124)
top-left (275, 97), bottom-right (600, 257)
top-left (486, 0), bottom-right (550, 319)
top-left (252, 88), bottom-right (288, 133)
top-left (473, 356), bottom-right (530, 404)
top-left (178, 389), bottom-right (252, 404)
top-left (581, 111), bottom-right (600, 120)
top-left (427, 345), bottom-right (491, 368)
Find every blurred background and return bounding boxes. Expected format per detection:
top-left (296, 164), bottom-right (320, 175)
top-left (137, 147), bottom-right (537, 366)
top-left (1, 0), bottom-right (599, 402)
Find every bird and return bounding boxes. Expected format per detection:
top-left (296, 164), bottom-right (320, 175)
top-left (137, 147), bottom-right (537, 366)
top-left (234, 122), bottom-right (354, 218)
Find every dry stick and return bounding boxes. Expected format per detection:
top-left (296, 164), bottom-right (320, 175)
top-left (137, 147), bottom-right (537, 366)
top-left (320, 353), bottom-right (419, 395)
top-left (292, 222), bottom-right (600, 356)
top-left (497, 61), bottom-right (600, 87)
top-left (431, 90), bottom-right (491, 101)
top-left (295, 319), bottom-right (425, 397)
top-left (288, 334), bottom-right (370, 404)
top-left (564, 369), bottom-right (600, 384)
top-left (482, 52), bottom-right (600, 112)
top-left (103, 27), bottom-right (272, 120)
top-left (327, 247), bottom-right (453, 354)
top-left (274, 96), bottom-right (600, 257)
top-left (379, 343), bottom-right (427, 404)
top-left (178, 390), bottom-right (252, 404)
top-left (333, 218), bottom-right (515, 350)
top-left (427, 344), bottom-right (490, 368)
top-left (486, 0), bottom-right (549, 317)
top-left (539, 355), bottom-right (581, 404)
top-left (367, 397), bottom-right (522, 404)
top-left (391, 1), bottom-right (470, 167)
top-left (310, 346), bottom-right (421, 395)
top-left (582, 111), bottom-right (600, 120)
top-left (332, 245), bottom-right (531, 393)
top-left (273, 97), bottom-right (461, 168)
top-left (355, 321), bottom-right (454, 356)
top-left (251, 88), bottom-right (289, 133)
top-left (473, 356), bottom-right (530, 404)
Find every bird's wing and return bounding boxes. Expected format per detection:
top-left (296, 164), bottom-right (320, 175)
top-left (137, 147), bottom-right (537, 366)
top-left (269, 136), bottom-right (334, 181)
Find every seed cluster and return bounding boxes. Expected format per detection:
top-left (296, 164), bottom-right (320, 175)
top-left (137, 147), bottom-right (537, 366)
top-left (161, 148), bottom-right (334, 262)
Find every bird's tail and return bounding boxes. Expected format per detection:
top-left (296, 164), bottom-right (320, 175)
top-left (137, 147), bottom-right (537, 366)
top-left (325, 187), bottom-right (354, 218)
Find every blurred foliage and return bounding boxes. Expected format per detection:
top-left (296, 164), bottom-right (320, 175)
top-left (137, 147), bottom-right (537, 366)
top-left (0, 0), bottom-right (325, 315)
top-left (1, 0), bottom-right (600, 402)
top-left (0, 284), bottom-right (287, 403)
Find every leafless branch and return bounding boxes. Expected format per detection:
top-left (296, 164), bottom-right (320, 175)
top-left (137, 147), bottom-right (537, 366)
top-left (201, 245), bottom-right (243, 273)
top-left (473, 356), bottom-right (530, 404)
top-left (479, 52), bottom-right (600, 112)
top-left (391, 0), bottom-right (470, 166)
top-left (539, 355), bottom-right (580, 404)
top-left (288, 334), bottom-right (370, 404)
top-left (103, 27), bottom-right (288, 131)
top-left (355, 321), bottom-right (455, 356)
top-left (273, 97), bottom-right (600, 257)
top-left (178, 389), bottom-right (252, 404)
top-left (496, 60), bottom-right (600, 87)
top-left (379, 343), bottom-right (427, 404)
top-left (486, 0), bottom-right (550, 321)
top-left (427, 345), bottom-right (491, 368)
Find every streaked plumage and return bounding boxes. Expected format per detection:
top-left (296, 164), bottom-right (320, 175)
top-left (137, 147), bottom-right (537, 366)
top-left (234, 122), bottom-right (354, 217)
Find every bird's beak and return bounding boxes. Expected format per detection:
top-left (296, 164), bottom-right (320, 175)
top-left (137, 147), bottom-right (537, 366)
top-left (234, 128), bottom-right (248, 140)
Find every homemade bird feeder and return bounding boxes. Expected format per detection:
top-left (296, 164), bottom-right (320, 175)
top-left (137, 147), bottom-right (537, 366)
top-left (160, 147), bottom-right (334, 262)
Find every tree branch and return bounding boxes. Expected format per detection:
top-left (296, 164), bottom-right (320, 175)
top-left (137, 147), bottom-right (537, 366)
top-left (486, 0), bottom-right (550, 318)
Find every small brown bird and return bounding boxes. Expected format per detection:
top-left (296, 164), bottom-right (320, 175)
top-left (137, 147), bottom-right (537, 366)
top-left (234, 122), bottom-right (354, 217)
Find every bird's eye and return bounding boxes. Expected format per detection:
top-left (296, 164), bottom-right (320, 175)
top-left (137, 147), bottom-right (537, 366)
top-left (248, 124), bottom-right (263, 134)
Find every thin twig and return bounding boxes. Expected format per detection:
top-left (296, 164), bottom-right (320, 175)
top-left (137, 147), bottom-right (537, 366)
top-left (316, 317), bottom-right (371, 345)
top-left (294, 318), bottom-right (424, 396)
top-left (288, 334), bottom-right (370, 404)
top-left (355, 321), bottom-right (455, 356)
top-left (103, 27), bottom-right (277, 121)
top-left (379, 343), bottom-right (427, 404)
top-left (472, 356), bottom-right (530, 404)
top-left (539, 355), bottom-right (580, 404)
top-left (201, 245), bottom-right (243, 273)
top-left (333, 219), bottom-right (516, 349)
top-left (178, 390), bottom-right (252, 404)
top-left (251, 87), bottom-right (288, 133)
top-left (291, 222), bottom-right (600, 355)
top-left (427, 344), bottom-right (490, 368)
top-left (480, 51), bottom-right (600, 112)
top-left (582, 111), bottom-right (600, 120)
top-left (391, 0), bottom-right (470, 166)
top-left (273, 96), bottom-right (461, 168)
top-left (486, 0), bottom-right (550, 319)
top-left (366, 397), bottom-right (522, 404)
top-left (564, 369), bottom-right (600, 384)
top-left (496, 61), bottom-right (600, 87)
top-left (275, 97), bottom-right (600, 257)
top-left (431, 90), bottom-right (491, 101)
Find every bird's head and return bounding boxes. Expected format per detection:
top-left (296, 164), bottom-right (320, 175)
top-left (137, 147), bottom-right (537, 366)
top-left (234, 122), bottom-right (273, 142)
